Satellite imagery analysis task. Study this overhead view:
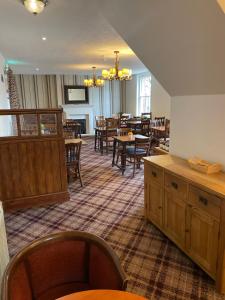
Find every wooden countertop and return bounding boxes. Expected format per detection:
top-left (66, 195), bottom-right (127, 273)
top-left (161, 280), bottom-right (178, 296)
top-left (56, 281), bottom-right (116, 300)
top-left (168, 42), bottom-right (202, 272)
top-left (144, 154), bottom-right (225, 198)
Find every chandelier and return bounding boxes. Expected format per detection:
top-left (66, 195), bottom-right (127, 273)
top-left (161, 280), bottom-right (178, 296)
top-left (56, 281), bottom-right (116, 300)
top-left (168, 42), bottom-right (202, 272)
top-left (22, 0), bottom-right (48, 14)
top-left (84, 67), bottom-right (105, 88)
top-left (102, 51), bottom-right (132, 81)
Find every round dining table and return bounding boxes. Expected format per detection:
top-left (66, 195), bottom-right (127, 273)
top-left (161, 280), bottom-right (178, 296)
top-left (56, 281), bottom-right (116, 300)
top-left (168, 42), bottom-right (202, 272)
top-left (57, 290), bottom-right (148, 300)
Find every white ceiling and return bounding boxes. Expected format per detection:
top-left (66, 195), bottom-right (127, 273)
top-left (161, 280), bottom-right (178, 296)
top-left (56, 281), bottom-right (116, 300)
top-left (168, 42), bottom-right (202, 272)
top-left (0, 0), bottom-right (147, 75)
top-left (99, 0), bottom-right (225, 96)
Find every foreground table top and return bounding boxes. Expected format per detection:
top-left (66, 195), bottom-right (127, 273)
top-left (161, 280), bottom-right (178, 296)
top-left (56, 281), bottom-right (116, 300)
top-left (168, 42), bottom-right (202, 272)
top-left (57, 290), bottom-right (148, 300)
top-left (65, 138), bottom-right (87, 145)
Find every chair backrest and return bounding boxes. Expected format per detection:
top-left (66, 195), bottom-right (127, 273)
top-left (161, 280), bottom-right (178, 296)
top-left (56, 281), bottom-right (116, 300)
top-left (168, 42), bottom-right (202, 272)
top-left (65, 142), bottom-right (82, 165)
top-left (1, 231), bottom-right (127, 300)
top-left (135, 137), bottom-right (151, 156)
top-left (154, 116), bottom-right (165, 126)
top-left (64, 121), bottom-right (81, 138)
top-left (141, 112), bottom-right (152, 120)
top-left (141, 119), bottom-right (150, 130)
top-left (105, 118), bottom-right (119, 129)
top-left (95, 116), bottom-right (106, 128)
top-left (63, 127), bottom-right (74, 139)
top-left (118, 128), bottom-right (130, 136)
top-left (119, 115), bottom-right (129, 128)
top-left (165, 119), bottom-right (170, 138)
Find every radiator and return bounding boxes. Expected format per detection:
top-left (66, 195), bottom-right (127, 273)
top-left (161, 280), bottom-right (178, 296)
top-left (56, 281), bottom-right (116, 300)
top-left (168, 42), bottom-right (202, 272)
top-left (0, 202), bottom-right (9, 294)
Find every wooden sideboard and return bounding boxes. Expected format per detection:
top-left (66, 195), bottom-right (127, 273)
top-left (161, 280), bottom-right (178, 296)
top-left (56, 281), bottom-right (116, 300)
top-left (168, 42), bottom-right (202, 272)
top-left (0, 109), bottom-right (69, 211)
top-left (144, 154), bottom-right (225, 293)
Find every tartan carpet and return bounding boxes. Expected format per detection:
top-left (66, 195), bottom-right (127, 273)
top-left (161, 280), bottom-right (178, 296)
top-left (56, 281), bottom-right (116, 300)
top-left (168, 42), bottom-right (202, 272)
top-left (4, 137), bottom-right (225, 300)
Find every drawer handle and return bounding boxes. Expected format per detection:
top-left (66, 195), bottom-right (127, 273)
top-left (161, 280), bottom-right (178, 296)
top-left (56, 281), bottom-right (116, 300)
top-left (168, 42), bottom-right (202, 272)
top-left (171, 182), bottom-right (178, 189)
top-left (152, 171), bottom-right (157, 177)
top-left (199, 196), bottom-right (208, 206)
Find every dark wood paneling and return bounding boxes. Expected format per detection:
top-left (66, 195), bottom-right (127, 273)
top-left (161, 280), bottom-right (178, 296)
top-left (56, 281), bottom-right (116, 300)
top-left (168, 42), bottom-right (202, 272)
top-left (0, 109), bottom-right (69, 211)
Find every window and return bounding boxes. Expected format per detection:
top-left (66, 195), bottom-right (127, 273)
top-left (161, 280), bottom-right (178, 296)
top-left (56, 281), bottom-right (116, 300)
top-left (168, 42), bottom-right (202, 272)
top-left (137, 74), bottom-right (151, 115)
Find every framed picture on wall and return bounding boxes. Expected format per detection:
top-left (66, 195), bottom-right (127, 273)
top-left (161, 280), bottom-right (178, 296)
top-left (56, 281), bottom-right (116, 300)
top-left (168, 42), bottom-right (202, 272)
top-left (64, 85), bottom-right (89, 104)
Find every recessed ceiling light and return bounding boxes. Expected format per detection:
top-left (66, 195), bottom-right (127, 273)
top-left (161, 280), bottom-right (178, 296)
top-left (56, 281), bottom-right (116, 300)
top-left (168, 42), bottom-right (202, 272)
top-left (42, 36), bottom-right (47, 41)
top-left (36, 68), bottom-right (40, 71)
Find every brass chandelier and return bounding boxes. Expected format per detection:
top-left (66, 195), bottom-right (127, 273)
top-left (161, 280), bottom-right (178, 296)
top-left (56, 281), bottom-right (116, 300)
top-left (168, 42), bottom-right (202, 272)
top-left (102, 51), bottom-right (132, 81)
top-left (84, 67), bottom-right (105, 88)
top-left (22, 0), bottom-right (48, 15)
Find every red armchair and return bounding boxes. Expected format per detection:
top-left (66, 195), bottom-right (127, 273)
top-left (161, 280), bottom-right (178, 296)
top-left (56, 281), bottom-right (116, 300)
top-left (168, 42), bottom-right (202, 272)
top-left (1, 231), bottom-right (127, 300)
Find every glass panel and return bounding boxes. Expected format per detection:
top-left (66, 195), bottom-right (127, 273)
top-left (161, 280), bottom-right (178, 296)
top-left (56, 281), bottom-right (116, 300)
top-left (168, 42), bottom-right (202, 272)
top-left (20, 114), bottom-right (38, 136)
top-left (40, 113), bottom-right (57, 135)
top-left (0, 115), bottom-right (18, 137)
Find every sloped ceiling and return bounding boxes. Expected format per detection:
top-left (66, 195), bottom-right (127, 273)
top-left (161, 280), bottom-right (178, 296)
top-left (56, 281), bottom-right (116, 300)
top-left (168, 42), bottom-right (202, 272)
top-left (99, 0), bottom-right (225, 96)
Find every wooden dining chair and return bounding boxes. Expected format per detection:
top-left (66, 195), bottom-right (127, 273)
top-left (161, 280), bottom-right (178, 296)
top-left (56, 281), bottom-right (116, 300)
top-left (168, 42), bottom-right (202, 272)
top-left (141, 112), bottom-right (152, 120)
top-left (141, 119), bottom-right (151, 136)
top-left (65, 142), bottom-right (83, 187)
top-left (100, 118), bottom-right (119, 154)
top-left (63, 126), bottom-right (74, 139)
top-left (95, 116), bottom-right (106, 151)
top-left (119, 115), bottom-right (129, 128)
top-left (116, 128), bottom-right (131, 164)
top-left (64, 120), bottom-right (82, 138)
top-left (1, 231), bottom-right (128, 300)
top-left (154, 116), bottom-right (165, 126)
top-left (95, 115), bottom-right (106, 128)
top-left (126, 137), bottom-right (151, 177)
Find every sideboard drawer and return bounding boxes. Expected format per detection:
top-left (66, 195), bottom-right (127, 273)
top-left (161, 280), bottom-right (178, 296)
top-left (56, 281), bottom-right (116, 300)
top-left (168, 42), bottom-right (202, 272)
top-left (165, 172), bottom-right (188, 199)
top-left (189, 185), bottom-right (221, 220)
top-left (147, 164), bottom-right (163, 185)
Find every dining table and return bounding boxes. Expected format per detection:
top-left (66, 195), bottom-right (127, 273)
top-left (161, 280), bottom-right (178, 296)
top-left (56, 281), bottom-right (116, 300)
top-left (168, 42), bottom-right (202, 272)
top-left (57, 290), bottom-right (148, 300)
top-left (112, 134), bottom-right (148, 175)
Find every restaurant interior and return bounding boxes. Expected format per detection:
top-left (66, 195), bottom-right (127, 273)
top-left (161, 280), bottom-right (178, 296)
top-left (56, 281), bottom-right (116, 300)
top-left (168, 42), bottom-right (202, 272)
top-left (0, 1), bottom-right (225, 300)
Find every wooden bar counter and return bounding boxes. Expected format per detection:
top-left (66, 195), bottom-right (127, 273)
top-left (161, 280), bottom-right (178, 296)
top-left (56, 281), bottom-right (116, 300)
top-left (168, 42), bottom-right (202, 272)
top-left (144, 154), bottom-right (225, 293)
top-left (0, 109), bottom-right (69, 211)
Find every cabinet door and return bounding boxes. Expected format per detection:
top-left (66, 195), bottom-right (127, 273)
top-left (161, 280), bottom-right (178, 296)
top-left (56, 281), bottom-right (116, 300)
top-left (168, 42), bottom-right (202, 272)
top-left (145, 181), bottom-right (163, 228)
top-left (186, 206), bottom-right (219, 277)
top-left (164, 190), bottom-right (186, 248)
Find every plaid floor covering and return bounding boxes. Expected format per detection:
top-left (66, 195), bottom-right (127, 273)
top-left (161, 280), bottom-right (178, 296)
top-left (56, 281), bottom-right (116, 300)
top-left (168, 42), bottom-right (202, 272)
top-left (4, 138), bottom-right (225, 300)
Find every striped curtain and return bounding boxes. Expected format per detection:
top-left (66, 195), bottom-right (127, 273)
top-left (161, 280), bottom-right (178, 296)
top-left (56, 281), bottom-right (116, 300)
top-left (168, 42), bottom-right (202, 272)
top-left (15, 74), bottom-right (123, 117)
top-left (15, 75), bottom-right (58, 109)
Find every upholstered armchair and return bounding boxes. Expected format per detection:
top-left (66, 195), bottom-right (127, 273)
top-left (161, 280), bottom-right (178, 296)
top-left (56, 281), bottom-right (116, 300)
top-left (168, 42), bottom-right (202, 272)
top-left (1, 231), bottom-right (127, 300)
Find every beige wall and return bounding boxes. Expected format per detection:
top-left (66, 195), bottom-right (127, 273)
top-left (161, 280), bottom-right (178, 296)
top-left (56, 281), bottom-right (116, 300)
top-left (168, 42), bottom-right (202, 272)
top-left (170, 95), bottom-right (225, 169)
top-left (124, 73), bottom-right (171, 118)
top-left (151, 75), bottom-right (171, 119)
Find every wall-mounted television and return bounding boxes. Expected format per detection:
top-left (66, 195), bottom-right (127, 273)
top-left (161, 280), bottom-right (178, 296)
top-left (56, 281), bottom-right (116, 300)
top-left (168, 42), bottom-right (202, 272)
top-left (64, 85), bottom-right (89, 104)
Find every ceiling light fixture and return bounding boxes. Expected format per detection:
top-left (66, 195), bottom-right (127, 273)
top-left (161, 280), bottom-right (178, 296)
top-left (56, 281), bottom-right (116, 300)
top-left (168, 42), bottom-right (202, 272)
top-left (23, 0), bottom-right (48, 15)
top-left (36, 68), bottom-right (40, 71)
top-left (217, 0), bottom-right (225, 13)
top-left (102, 51), bottom-right (132, 81)
top-left (84, 67), bottom-right (104, 88)
top-left (42, 36), bottom-right (47, 41)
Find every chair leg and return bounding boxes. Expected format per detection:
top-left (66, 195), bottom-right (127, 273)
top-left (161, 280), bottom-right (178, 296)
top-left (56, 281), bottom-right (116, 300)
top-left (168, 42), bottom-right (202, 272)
top-left (133, 157), bottom-right (136, 177)
top-left (77, 164), bottom-right (83, 187)
top-left (106, 141), bottom-right (109, 154)
top-left (67, 167), bottom-right (70, 183)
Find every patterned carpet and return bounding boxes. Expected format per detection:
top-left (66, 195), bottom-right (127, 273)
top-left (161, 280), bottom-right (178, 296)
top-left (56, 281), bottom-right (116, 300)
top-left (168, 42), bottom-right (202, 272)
top-left (4, 137), bottom-right (225, 300)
